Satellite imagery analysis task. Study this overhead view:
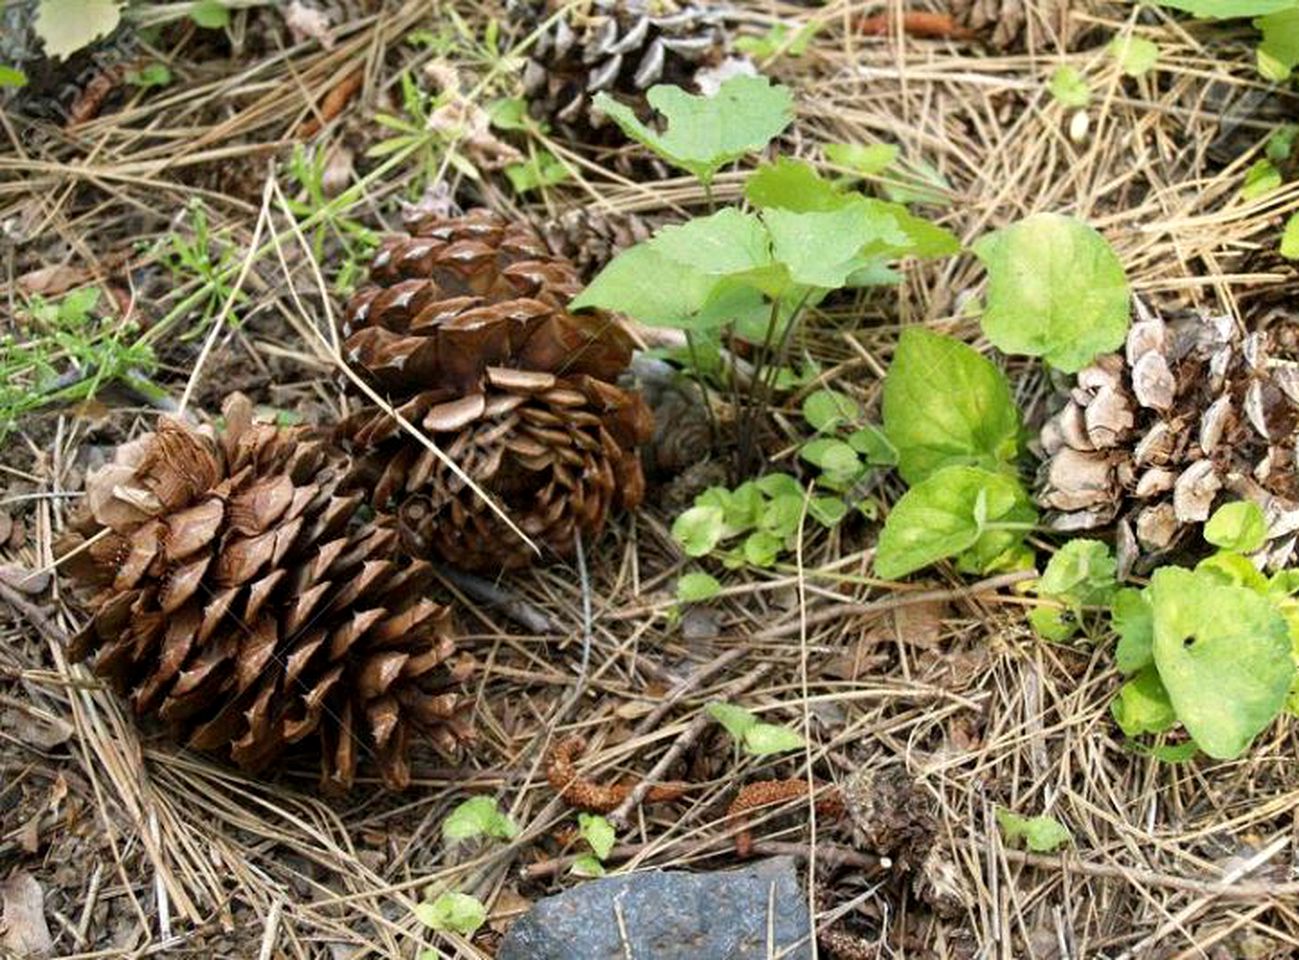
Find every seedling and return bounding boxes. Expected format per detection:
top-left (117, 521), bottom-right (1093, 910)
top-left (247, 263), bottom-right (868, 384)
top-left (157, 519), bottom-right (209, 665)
top-left (997, 809), bottom-right (1071, 852)
top-left (708, 701), bottom-right (805, 757)
top-left (442, 795), bottom-right (518, 842)
top-left (571, 813), bottom-right (616, 878)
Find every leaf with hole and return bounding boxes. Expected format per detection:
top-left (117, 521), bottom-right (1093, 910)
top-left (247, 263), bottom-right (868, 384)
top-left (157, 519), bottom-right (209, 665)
top-left (1148, 566), bottom-right (1294, 758)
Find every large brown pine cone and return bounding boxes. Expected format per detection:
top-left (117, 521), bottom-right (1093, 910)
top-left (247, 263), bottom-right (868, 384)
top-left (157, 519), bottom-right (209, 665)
top-left (338, 209), bottom-right (652, 572)
top-left (1036, 307), bottom-right (1299, 573)
top-left (57, 395), bottom-right (471, 791)
top-left (512, 0), bottom-right (726, 137)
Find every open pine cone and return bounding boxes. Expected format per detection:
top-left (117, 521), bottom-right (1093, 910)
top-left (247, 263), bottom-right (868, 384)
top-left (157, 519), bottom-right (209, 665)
top-left (339, 208), bottom-right (652, 572)
top-left (511, 0), bottom-right (726, 137)
top-left (58, 395), bottom-right (471, 791)
top-left (1036, 307), bottom-right (1299, 573)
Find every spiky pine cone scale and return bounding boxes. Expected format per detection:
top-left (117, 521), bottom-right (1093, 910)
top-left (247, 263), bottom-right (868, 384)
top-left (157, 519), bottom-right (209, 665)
top-left (60, 395), bottom-right (470, 791)
top-left (339, 209), bottom-right (651, 572)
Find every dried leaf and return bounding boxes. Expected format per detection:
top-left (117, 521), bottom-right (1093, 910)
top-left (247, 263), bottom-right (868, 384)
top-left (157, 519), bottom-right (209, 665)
top-left (1, 872), bottom-right (53, 957)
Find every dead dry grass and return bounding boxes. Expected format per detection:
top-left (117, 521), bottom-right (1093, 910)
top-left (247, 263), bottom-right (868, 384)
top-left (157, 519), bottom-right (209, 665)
top-left (3, 1), bottom-right (1299, 958)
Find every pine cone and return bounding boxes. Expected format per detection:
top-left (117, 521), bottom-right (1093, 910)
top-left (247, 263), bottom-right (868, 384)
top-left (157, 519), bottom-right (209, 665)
top-left (57, 395), bottom-right (470, 792)
top-left (537, 206), bottom-right (657, 280)
top-left (338, 208), bottom-right (652, 572)
top-left (1036, 308), bottom-right (1299, 573)
top-left (949, 0), bottom-right (1072, 51)
top-left (512, 0), bottom-right (725, 137)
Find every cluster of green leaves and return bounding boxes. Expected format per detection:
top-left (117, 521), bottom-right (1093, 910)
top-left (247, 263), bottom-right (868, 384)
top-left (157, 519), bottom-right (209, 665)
top-left (800, 388), bottom-right (895, 497)
top-left (162, 199), bottom-right (249, 337)
top-left (871, 329), bottom-right (1034, 580)
top-left (1149, 1), bottom-right (1299, 81)
top-left (487, 97), bottom-right (570, 196)
top-left (570, 814), bottom-right (617, 878)
top-left (1032, 502), bottom-right (1299, 760)
top-left (997, 808), bottom-right (1072, 852)
top-left (671, 473), bottom-right (847, 570)
top-left (0, 287), bottom-right (156, 438)
top-left (282, 144), bottom-right (378, 294)
top-left (416, 796), bottom-right (518, 941)
top-left (708, 701), bottom-right (805, 757)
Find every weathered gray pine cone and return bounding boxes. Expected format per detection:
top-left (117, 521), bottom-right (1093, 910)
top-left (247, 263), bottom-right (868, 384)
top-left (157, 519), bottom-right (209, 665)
top-left (511, 0), bottom-right (726, 134)
top-left (1036, 304), bottom-right (1299, 573)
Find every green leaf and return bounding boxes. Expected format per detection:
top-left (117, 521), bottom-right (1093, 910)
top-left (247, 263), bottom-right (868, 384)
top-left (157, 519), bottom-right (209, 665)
top-left (1149, 566), bottom-right (1295, 759)
top-left (578, 813), bottom-right (616, 860)
top-left (874, 466), bottom-right (1036, 580)
top-left (487, 96), bottom-right (530, 131)
top-left (1048, 66), bottom-right (1090, 108)
top-left (880, 157), bottom-right (954, 208)
top-left (34, 0), bottom-right (122, 59)
top-left (1197, 550), bottom-right (1270, 592)
top-left (761, 204), bottom-right (883, 289)
top-left (972, 213), bottom-right (1131, 373)
top-left (1266, 123), bottom-right (1298, 162)
top-left (0, 66), bottom-right (28, 88)
top-left (1204, 500), bottom-right (1268, 552)
top-left (847, 425), bottom-right (898, 466)
top-left (743, 723), bottom-right (805, 756)
top-left (803, 389), bottom-right (862, 433)
top-left (593, 75), bottom-right (794, 186)
top-left (649, 209), bottom-right (772, 275)
top-left (743, 530), bottom-right (783, 566)
top-left (734, 21), bottom-right (823, 58)
top-left (1258, 8), bottom-right (1299, 80)
top-left (1151, 741), bottom-right (1200, 763)
top-left (1150, 0), bottom-right (1296, 15)
top-left (126, 62), bottom-right (172, 88)
top-left (808, 496), bottom-right (849, 527)
top-left (190, 0), bottom-right (231, 28)
top-left (442, 796), bottom-right (518, 842)
top-left (1113, 588), bottom-right (1155, 674)
top-left (677, 572), bottom-right (722, 604)
top-left (1037, 539), bottom-right (1118, 606)
top-left (756, 473), bottom-right (802, 499)
top-left (1242, 159), bottom-right (1283, 201)
top-left (415, 893), bottom-right (486, 935)
top-left (504, 151), bottom-right (569, 194)
top-left (1109, 34), bottom-right (1160, 75)
top-left (1281, 213), bottom-right (1299, 260)
top-left (571, 853), bottom-right (606, 877)
top-left (573, 244), bottom-right (767, 332)
top-left (881, 328), bottom-right (1020, 485)
top-left (760, 494), bottom-right (805, 539)
top-left (801, 438), bottom-right (860, 476)
top-left (1112, 666), bottom-right (1177, 737)
top-left (1029, 604), bottom-right (1080, 642)
top-left (672, 505), bottom-right (728, 557)
top-left (997, 809), bottom-right (1071, 852)
top-left (825, 142), bottom-right (900, 177)
top-left (745, 158), bottom-right (850, 212)
top-left (708, 701), bottom-right (758, 740)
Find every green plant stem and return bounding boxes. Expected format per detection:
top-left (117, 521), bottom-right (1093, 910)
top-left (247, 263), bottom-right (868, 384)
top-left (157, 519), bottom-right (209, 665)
top-left (684, 331), bottom-right (721, 455)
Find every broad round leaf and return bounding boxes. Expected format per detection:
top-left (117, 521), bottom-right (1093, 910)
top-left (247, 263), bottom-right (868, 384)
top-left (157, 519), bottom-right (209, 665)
top-left (1204, 500), bottom-right (1267, 553)
top-left (972, 213), bottom-right (1130, 373)
top-left (1149, 567), bottom-right (1294, 759)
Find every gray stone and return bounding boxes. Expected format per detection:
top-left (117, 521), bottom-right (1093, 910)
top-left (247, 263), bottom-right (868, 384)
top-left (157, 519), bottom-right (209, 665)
top-left (498, 856), bottom-right (813, 960)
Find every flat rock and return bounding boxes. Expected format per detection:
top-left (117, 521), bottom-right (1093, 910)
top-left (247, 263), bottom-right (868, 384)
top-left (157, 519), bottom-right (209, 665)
top-left (498, 856), bottom-right (812, 960)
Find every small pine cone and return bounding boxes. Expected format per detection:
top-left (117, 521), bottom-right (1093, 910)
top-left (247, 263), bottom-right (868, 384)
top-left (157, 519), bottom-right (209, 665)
top-left (338, 208), bottom-right (653, 572)
top-left (537, 207), bottom-right (657, 280)
top-left (949, 0), bottom-right (1072, 51)
top-left (512, 0), bottom-right (726, 138)
top-left (1036, 309), bottom-right (1299, 573)
top-left (57, 395), bottom-right (471, 792)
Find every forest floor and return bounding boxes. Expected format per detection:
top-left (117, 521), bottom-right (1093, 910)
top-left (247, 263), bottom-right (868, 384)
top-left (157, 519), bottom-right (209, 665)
top-left (2, 1), bottom-right (1299, 958)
